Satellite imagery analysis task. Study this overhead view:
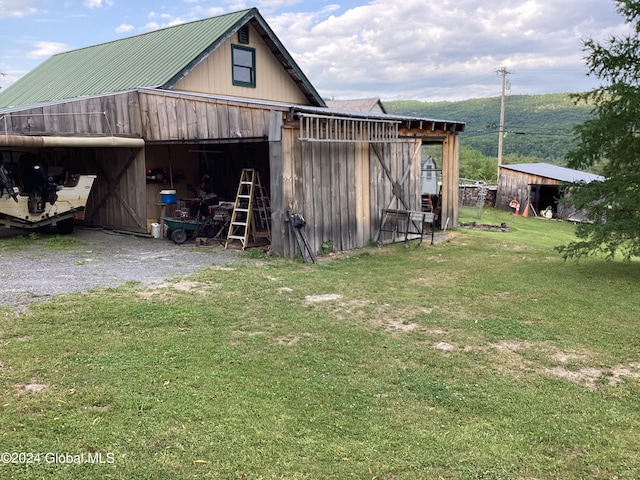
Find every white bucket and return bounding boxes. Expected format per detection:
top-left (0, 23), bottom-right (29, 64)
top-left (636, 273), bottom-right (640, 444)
top-left (151, 222), bottom-right (161, 239)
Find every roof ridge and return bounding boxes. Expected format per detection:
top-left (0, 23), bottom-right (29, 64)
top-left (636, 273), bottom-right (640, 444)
top-left (53, 7), bottom-right (256, 57)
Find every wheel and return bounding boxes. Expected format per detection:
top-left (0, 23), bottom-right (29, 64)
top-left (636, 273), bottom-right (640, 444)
top-left (56, 217), bottom-right (75, 235)
top-left (170, 229), bottom-right (188, 244)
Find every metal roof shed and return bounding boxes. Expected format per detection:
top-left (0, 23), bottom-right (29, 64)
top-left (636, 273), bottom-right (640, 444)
top-left (500, 163), bottom-right (604, 183)
top-left (497, 162), bottom-right (604, 220)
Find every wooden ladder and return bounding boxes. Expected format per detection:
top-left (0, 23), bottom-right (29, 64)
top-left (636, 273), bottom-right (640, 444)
top-left (254, 174), bottom-right (271, 239)
top-left (225, 169), bottom-right (271, 250)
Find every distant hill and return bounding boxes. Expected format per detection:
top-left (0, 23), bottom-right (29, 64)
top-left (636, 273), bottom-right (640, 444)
top-left (385, 93), bottom-right (594, 164)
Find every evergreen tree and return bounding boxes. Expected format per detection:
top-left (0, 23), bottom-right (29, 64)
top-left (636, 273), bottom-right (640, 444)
top-left (557, 0), bottom-right (640, 261)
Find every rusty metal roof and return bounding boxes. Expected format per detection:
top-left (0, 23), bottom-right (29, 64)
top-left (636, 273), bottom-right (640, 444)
top-left (0, 8), bottom-right (324, 108)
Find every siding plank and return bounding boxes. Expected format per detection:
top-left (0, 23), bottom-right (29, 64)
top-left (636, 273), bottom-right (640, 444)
top-left (240, 107), bottom-right (253, 137)
top-left (228, 105), bottom-right (241, 138)
top-left (206, 103), bottom-right (219, 138)
top-left (196, 102), bottom-right (209, 139)
top-left (217, 104), bottom-right (230, 138)
top-left (185, 100), bottom-right (198, 139)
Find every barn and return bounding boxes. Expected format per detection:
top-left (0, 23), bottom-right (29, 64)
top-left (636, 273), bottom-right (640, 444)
top-left (0, 8), bottom-right (465, 257)
top-left (496, 163), bottom-right (604, 220)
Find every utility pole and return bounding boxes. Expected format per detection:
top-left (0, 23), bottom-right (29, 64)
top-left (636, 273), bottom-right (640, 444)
top-left (496, 67), bottom-right (510, 182)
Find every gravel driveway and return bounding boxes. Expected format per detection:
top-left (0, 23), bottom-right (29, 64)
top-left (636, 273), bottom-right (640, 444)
top-left (0, 227), bottom-right (245, 311)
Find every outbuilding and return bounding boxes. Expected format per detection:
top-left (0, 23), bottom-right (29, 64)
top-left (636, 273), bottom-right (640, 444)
top-left (0, 8), bottom-right (465, 256)
top-left (496, 163), bottom-right (604, 220)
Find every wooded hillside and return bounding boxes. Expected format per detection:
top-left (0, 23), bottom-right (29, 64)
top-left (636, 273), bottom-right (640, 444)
top-left (385, 93), bottom-right (594, 164)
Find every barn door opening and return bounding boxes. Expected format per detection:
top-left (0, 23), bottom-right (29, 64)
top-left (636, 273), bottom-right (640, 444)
top-left (530, 184), bottom-right (561, 216)
top-left (372, 141), bottom-right (424, 243)
top-left (84, 147), bottom-right (147, 232)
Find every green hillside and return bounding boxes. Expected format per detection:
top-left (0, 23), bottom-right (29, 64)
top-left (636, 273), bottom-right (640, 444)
top-left (385, 93), bottom-right (594, 164)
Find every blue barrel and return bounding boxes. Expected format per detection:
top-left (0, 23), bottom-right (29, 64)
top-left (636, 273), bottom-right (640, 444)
top-left (160, 189), bottom-right (177, 204)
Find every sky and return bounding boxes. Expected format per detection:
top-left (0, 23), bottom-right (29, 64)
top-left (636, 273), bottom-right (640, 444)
top-left (0, 0), bottom-right (633, 102)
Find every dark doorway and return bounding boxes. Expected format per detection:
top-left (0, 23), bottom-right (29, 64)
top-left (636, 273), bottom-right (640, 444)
top-left (530, 184), bottom-right (561, 215)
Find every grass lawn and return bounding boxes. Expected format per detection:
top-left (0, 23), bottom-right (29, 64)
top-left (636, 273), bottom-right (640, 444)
top-left (1, 208), bottom-right (639, 479)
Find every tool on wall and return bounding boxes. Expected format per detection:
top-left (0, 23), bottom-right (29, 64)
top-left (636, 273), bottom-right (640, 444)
top-left (287, 210), bottom-right (316, 263)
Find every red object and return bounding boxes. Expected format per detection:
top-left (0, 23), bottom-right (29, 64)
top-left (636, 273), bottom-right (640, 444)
top-left (508, 199), bottom-right (520, 215)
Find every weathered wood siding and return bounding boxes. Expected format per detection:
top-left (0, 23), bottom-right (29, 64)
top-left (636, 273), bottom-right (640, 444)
top-left (0, 88), bottom-right (285, 144)
top-left (174, 24), bottom-right (311, 106)
top-left (272, 125), bottom-right (426, 256)
top-left (0, 91), bottom-right (142, 137)
top-left (496, 168), bottom-right (559, 211)
top-left (45, 147), bottom-right (147, 232)
top-left (440, 133), bottom-right (460, 229)
top-left (138, 90), bottom-right (284, 142)
top-left (88, 148), bottom-right (147, 232)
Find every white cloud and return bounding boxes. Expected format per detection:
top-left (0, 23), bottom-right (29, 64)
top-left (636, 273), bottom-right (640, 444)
top-left (27, 41), bottom-right (70, 59)
top-left (266, 0), bottom-right (630, 100)
top-left (116, 24), bottom-right (134, 34)
top-left (188, 6), bottom-right (227, 18)
top-left (145, 6), bottom-right (226, 31)
top-left (4, 0), bottom-right (626, 101)
top-left (0, 0), bottom-right (37, 18)
top-left (83, 0), bottom-right (114, 8)
top-left (255, 0), bottom-right (302, 12)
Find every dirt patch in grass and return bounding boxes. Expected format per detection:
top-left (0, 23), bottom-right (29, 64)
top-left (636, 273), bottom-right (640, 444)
top-left (409, 277), bottom-right (442, 287)
top-left (308, 298), bottom-right (373, 322)
top-left (137, 281), bottom-right (218, 299)
top-left (234, 330), bottom-right (266, 337)
top-left (490, 340), bottom-right (532, 352)
top-left (209, 265), bottom-right (236, 271)
top-left (544, 366), bottom-right (606, 389)
top-left (229, 330), bottom-right (314, 348)
top-left (610, 363), bottom-right (640, 385)
top-left (546, 362), bottom-right (640, 389)
top-left (424, 328), bottom-right (449, 335)
top-left (434, 341), bottom-right (456, 351)
top-left (17, 383), bottom-right (47, 395)
top-left (460, 221), bottom-right (511, 232)
top-left (424, 255), bottom-right (448, 263)
top-left (382, 319), bottom-right (420, 332)
top-left (275, 333), bottom-right (314, 347)
top-left (438, 339), bottom-right (640, 389)
top-left (163, 280), bottom-right (211, 292)
top-left (305, 294), bottom-right (342, 303)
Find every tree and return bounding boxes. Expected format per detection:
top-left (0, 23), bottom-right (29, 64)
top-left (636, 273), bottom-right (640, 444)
top-left (459, 146), bottom-right (497, 183)
top-left (557, 0), bottom-right (640, 261)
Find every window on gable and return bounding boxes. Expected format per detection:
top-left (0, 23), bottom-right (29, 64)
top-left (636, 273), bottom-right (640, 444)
top-left (232, 45), bottom-right (256, 88)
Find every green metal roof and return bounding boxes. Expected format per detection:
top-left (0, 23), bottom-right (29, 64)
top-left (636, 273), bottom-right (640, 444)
top-left (0, 8), bottom-right (324, 108)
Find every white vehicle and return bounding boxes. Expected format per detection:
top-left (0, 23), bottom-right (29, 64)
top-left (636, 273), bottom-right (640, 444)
top-left (0, 151), bottom-right (96, 234)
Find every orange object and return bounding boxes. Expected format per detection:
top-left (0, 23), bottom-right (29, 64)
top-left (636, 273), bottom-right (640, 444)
top-left (509, 199), bottom-right (520, 216)
top-left (523, 203), bottom-right (529, 217)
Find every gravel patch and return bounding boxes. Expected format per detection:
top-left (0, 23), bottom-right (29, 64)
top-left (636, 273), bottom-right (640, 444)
top-left (0, 227), bottom-right (245, 311)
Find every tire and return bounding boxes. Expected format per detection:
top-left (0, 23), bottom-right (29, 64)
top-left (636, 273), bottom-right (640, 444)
top-left (56, 217), bottom-right (75, 235)
top-left (171, 229), bottom-right (188, 244)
